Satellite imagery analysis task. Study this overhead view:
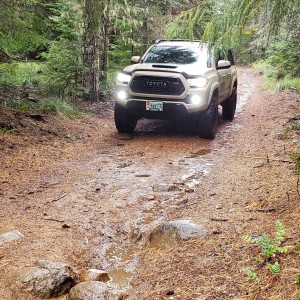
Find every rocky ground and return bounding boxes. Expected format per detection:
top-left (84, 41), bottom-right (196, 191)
top-left (0, 67), bottom-right (299, 300)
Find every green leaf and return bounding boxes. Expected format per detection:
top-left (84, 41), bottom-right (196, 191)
top-left (241, 268), bottom-right (259, 283)
top-left (268, 261), bottom-right (280, 275)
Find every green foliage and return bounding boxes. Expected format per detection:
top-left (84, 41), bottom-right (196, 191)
top-left (0, 0), bottom-right (49, 59)
top-left (0, 62), bottom-right (42, 88)
top-left (264, 41), bottom-right (300, 79)
top-left (167, 2), bottom-right (212, 39)
top-left (253, 59), bottom-right (300, 92)
top-left (295, 242), bottom-right (300, 255)
top-left (243, 221), bottom-right (288, 259)
top-left (268, 261), bottom-right (281, 275)
top-left (294, 275), bottom-right (300, 284)
top-left (42, 42), bottom-right (85, 99)
top-left (42, 0), bottom-right (84, 99)
top-left (3, 98), bottom-right (80, 118)
top-left (241, 268), bottom-right (259, 283)
top-left (241, 221), bottom-right (288, 281)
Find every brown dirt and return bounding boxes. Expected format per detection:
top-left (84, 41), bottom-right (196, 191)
top-left (0, 67), bottom-right (299, 300)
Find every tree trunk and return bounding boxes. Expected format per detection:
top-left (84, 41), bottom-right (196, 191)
top-left (82, 0), bottom-right (101, 101)
top-left (99, 12), bottom-right (110, 81)
top-left (142, 3), bottom-right (148, 54)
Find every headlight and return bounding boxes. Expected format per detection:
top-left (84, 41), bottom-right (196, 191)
top-left (117, 72), bottom-right (131, 84)
top-left (189, 77), bottom-right (208, 88)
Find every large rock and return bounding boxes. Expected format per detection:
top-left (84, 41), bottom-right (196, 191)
top-left (15, 260), bottom-right (75, 298)
top-left (67, 281), bottom-right (112, 300)
top-left (0, 230), bottom-right (23, 246)
top-left (149, 220), bottom-right (208, 247)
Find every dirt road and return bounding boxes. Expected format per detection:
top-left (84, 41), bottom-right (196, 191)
top-left (0, 67), bottom-right (299, 299)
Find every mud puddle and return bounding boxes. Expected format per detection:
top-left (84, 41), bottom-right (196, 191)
top-left (104, 245), bottom-right (140, 292)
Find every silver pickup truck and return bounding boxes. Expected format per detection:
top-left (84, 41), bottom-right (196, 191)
top-left (114, 39), bottom-right (237, 139)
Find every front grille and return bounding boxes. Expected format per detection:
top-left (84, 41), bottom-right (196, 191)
top-left (130, 75), bottom-right (185, 96)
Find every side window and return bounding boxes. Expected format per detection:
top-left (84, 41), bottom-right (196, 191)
top-left (218, 50), bottom-right (225, 61)
top-left (215, 49), bottom-right (226, 67)
top-left (227, 50), bottom-right (235, 65)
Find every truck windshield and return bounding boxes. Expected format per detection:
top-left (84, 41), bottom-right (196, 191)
top-left (142, 45), bottom-right (209, 66)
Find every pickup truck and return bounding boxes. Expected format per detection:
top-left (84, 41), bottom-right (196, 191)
top-left (114, 39), bottom-right (237, 139)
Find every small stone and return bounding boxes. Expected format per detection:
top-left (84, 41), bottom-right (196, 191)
top-left (153, 184), bottom-right (181, 192)
top-left (62, 223), bottom-right (71, 229)
top-left (184, 188), bottom-right (194, 193)
top-left (80, 269), bottom-right (110, 283)
top-left (165, 289), bottom-right (174, 295)
top-left (0, 230), bottom-right (23, 246)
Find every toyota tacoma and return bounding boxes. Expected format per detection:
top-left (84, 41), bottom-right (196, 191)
top-left (114, 39), bottom-right (237, 139)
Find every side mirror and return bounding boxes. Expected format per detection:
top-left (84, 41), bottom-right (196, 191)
top-left (217, 60), bottom-right (231, 69)
top-left (131, 56), bottom-right (140, 63)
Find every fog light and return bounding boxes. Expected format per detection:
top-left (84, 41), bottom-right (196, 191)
top-left (117, 90), bottom-right (128, 100)
top-left (191, 95), bottom-right (201, 105)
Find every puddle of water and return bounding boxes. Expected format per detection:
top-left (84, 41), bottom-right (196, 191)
top-left (137, 203), bottom-right (164, 226)
top-left (105, 245), bottom-right (139, 292)
top-left (186, 148), bottom-right (212, 158)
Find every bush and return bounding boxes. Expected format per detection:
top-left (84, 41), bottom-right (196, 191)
top-left (264, 41), bottom-right (300, 79)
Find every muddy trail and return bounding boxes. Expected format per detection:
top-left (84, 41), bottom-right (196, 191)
top-left (0, 67), bottom-right (300, 300)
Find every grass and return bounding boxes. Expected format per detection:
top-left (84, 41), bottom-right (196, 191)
top-left (0, 61), bottom-right (43, 88)
top-left (2, 98), bottom-right (81, 118)
top-left (0, 61), bottom-right (83, 118)
top-left (252, 61), bottom-right (300, 92)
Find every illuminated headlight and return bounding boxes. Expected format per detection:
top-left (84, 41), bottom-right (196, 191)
top-left (117, 90), bottom-right (128, 100)
top-left (189, 77), bottom-right (208, 88)
top-left (117, 72), bottom-right (131, 84)
top-left (191, 95), bottom-right (202, 105)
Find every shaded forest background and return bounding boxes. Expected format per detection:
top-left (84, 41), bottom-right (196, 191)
top-left (0, 0), bottom-right (299, 111)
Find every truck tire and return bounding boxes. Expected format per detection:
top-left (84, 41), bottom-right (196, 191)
top-left (114, 102), bottom-right (137, 133)
top-left (196, 94), bottom-right (219, 139)
top-left (222, 84), bottom-right (237, 120)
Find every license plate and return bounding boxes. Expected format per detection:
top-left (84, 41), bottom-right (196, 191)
top-left (146, 101), bottom-right (163, 111)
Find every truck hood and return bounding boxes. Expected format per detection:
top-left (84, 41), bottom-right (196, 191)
top-left (123, 63), bottom-right (210, 77)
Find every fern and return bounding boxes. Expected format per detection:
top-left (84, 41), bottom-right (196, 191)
top-left (268, 262), bottom-right (281, 275)
top-left (274, 220), bottom-right (285, 245)
top-left (241, 268), bottom-right (259, 283)
top-left (242, 234), bottom-right (258, 243)
top-left (243, 221), bottom-right (288, 259)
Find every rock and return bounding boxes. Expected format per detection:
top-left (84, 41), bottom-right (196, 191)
top-left (0, 230), bottom-right (23, 246)
top-left (80, 269), bottom-right (110, 283)
top-left (153, 184), bottom-right (181, 192)
top-left (67, 281), bottom-right (112, 300)
top-left (15, 260), bottom-right (75, 298)
top-left (149, 220), bottom-right (208, 247)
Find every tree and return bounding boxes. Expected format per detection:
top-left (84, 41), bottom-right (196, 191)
top-left (0, 0), bottom-right (49, 60)
top-left (82, 0), bottom-right (102, 101)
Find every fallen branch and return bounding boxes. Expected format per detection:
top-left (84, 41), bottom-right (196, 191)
top-left (223, 154), bottom-right (293, 164)
top-left (51, 194), bottom-right (67, 202)
top-left (210, 217), bottom-right (229, 222)
top-left (43, 218), bottom-right (64, 223)
top-left (247, 207), bottom-right (277, 213)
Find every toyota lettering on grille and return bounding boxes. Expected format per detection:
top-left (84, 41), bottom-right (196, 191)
top-left (144, 80), bottom-right (168, 87)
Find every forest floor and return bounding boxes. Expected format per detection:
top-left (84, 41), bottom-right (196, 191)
top-left (0, 67), bottom-right (300, 300)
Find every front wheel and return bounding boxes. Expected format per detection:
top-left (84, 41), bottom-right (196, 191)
top-left (195, 94), bottom-right (219, 139)
top-left (222, 85), bottom-right (237, 121)
top-left (114, 102), bottom-right (137, 133)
